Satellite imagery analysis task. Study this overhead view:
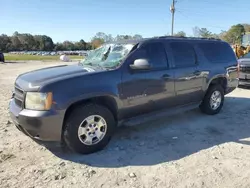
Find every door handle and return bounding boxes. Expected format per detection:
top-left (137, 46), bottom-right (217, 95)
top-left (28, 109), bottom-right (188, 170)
top-left (162, 74), bottom-right (170, 79)
top-left (193, 70), bottom-right (201, 75)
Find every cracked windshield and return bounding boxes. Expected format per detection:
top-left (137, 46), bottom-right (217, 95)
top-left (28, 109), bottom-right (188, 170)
top-left (80, 43), bottom-right (135, 68)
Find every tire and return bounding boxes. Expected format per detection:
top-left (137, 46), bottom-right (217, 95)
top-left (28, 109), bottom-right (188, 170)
top-left (200, 84), bottom-right (224, 115)
top-left (63, 104), bottom-right (116, 154)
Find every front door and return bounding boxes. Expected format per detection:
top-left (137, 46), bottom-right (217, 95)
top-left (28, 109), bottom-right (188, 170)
top-left (120, 42), bottom-right (176, 119)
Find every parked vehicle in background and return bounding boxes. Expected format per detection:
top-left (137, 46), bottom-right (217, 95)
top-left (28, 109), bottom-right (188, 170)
top-left (0, 52), bottom-right (4, 62)
top-left (242, 32), bottom-right (250, 47)
top-left (9, 36), bottom-right (238, 154)
top-left (238, 52), bottom-right (250, 86)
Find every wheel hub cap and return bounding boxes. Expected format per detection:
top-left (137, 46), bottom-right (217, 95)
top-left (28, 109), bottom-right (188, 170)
top-left (78, 115), bottom-right (107, 145)
top-left (209, 90), bottom-right (222, 110)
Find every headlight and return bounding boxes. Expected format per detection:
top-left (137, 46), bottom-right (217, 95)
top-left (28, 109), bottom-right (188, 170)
top-left (25, 92), bottom-right (53, 110)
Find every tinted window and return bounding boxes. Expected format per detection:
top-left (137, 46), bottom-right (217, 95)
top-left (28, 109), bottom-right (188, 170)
top-left (129, 42), bottom-right (168, 69)
top-left (170, 42), bottom-right (196, 68)
top-left (142, 42), bottom-right (168, 69)
top-left (198, 42), bottom-right (236, 63)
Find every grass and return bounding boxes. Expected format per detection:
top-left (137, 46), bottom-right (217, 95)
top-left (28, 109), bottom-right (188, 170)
top-left (4, 54), bottom-right (83, 61)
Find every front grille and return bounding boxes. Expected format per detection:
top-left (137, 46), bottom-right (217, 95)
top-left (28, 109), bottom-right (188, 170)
top-left (14, 86), bottom-right (25, 108)
top-left (240, 66), bottom-right (250, 73)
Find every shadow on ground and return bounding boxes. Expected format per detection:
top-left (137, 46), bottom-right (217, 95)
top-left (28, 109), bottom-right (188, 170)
top-left (42, 95), bottom-right (250, 168)
top-left (0, 61), bottom-right (27, 64)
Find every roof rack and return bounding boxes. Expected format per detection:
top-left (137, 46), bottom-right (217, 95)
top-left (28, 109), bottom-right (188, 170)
top-left (156, 36), bottom-right (221, 41)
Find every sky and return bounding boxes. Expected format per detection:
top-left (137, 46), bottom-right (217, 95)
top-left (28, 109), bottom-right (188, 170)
top-left (1, 0), bottom-right (249, 43)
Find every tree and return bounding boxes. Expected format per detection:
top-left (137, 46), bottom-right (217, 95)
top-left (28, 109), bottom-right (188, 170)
top-left (92, 32), bottom-right (113, 43)
top-left (0, 34), bottom-right (11, 52)
top-left (223, 24), bottom-right (245, 44)
top-left (133, 34), bottom-right (143, 40)
top-left (91, 39), bottom-right (104, 49)
top-left (0, 31), bottom-right (144, 52)
top-left (114, 34), bottom-right (134, 41)
top-left (17, 33), bottom-right (36, 50)
top-left (11, 35), bottom-right (21, 51)
top-left (33, 35), bottom-right (54, 51)
top-left (54, 43), bottom-right (64, 51)
top-left (199, 28), bottom-right (213, 38)
top-left (74, 39), bottom-right (87, 50)
top-left (243, 24), bottom-right (250, 33)
top-left (174, 31), bottom-right (186, 37)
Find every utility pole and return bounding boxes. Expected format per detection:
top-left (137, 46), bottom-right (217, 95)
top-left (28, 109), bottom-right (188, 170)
top-left (170, 0), bottom-right (177, 36)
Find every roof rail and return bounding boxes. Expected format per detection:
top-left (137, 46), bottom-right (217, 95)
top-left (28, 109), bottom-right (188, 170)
top-left (157, 36), bottom-right (221, 41)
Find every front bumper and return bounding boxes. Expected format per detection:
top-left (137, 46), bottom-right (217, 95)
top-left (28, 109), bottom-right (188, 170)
top-left (239, 79), bottom-right (250, 86)
top-left (238, 71), bottom-right (250, 87)
top-left (9, 98), bottom-right (65, 141)
top-left (225, 76), bottom-right (238, 94)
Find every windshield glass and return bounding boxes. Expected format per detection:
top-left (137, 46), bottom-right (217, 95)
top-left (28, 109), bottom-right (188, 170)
top-left (80, 43), bottom-right (135, 68)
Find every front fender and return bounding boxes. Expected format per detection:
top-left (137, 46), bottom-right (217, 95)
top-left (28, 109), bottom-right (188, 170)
top-left (63, 91), bottom-right (123, 110)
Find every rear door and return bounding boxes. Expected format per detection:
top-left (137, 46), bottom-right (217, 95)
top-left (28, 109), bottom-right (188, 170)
top-left (168, 41), bottom-right (204, 106)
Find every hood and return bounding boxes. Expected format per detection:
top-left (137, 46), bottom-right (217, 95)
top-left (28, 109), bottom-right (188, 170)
top-left (15, 64), bottom-right (102, 91)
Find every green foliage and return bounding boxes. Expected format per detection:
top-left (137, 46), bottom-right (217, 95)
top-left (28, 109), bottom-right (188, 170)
top-left (243, 24), bottom-right (250, 33)
top-left (225, 24), bottom-right (245, 44)
top-left (0, 32), bottom-right (54, 52)
top-left (192, 27), bottom-right (215, 38)
top-left (192, 24), bottom-right (248, 44)
top-left (0, 31), bottom-right (143, 52)
top-left (0, 32), bottom-right (94, 52)
top-left (199, 28), bottom-right (213, 38)
top-left (174, 31), bottom-right (186, 37)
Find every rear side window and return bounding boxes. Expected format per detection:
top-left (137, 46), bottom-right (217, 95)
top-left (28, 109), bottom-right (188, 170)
top-left (170, 42), bottom-right (196, 68)
top-left (198, 42), bottom-right (236, 63)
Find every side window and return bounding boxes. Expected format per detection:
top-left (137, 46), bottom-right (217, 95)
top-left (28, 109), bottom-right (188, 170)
top-left (142, 42), bottom-right (168, 69)
top-left (198, 42), bottom-right (236, 63)
top-left (170, 42), bottom-right (196, 68)
top-left (126, 42), bottom-right (168, 69)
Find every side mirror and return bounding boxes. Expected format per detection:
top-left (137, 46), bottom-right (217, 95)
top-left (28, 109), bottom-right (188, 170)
top-left (130, 59), bottom-right (150, 70)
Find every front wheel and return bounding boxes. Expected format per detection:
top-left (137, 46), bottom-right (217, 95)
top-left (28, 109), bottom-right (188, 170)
top-left (63, 104), bottom-right (116, 154)
top-left (200, 85), bottom-right (224, 115)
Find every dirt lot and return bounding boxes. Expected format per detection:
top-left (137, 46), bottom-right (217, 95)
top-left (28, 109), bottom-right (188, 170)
top-left (1, 61), bottom-right (250, 188)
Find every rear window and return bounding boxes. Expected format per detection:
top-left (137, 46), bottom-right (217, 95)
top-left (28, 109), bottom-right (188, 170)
top-left (198, 42), bottom-right (236, 63)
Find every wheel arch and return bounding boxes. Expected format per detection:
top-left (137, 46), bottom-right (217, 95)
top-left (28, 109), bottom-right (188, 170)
top-left (61, 95), bottom-right (119, 137)
top-left (207, 76), bottom-right (227, 93)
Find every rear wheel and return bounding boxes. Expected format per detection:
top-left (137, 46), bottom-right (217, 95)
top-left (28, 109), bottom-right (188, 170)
top-left (63, 104), bottom-right (116, 154)
top-left (200, 85), bottom-right (224, 115)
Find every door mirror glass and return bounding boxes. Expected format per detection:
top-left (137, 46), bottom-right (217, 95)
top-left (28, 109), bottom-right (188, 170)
top-left (130, 59), bottom-right (150, 70)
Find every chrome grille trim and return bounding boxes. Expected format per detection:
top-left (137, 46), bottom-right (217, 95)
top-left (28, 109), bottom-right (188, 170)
top-left (14, 86), bottom-right (24, 108)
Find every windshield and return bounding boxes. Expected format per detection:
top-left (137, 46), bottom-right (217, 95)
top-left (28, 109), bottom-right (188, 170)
top-left (80, 43), bottom-right (135, 68)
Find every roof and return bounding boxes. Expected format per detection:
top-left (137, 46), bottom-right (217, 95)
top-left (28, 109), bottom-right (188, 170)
top-left (105, 36), bottom-right (222, 45)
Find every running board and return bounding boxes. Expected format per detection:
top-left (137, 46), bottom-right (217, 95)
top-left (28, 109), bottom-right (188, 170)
top-left (118, 103), bottom-right (200, 127)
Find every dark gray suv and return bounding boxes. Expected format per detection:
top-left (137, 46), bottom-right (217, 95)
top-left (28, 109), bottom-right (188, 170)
top-left (9, 36), bottom-right (238, 154)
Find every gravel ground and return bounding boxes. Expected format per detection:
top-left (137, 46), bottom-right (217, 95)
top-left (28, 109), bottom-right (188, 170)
top-left (1, 61), bottom-right (250, 188)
